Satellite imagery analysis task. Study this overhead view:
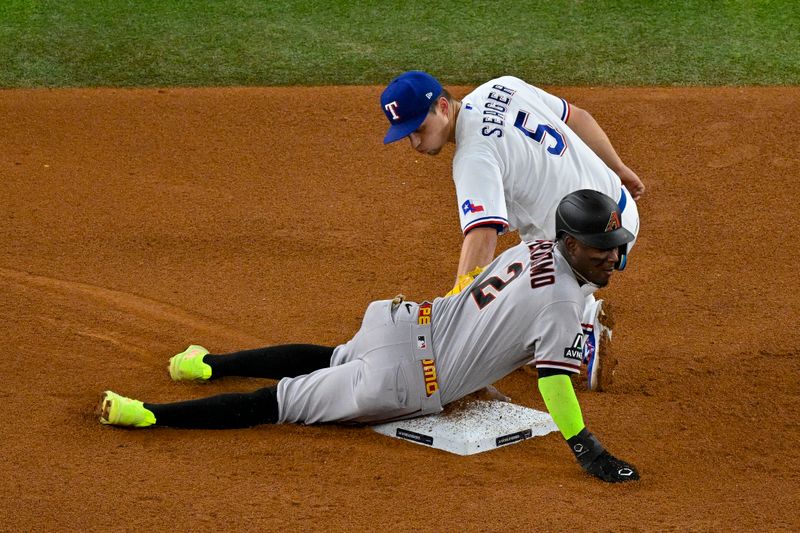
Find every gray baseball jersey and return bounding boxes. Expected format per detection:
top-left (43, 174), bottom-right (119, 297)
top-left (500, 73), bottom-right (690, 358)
top-left (277, 240), bottom-right (585, 425)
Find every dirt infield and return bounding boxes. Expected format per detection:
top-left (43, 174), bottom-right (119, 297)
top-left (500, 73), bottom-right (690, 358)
top-left (1, 85), bottom-right (798, 532)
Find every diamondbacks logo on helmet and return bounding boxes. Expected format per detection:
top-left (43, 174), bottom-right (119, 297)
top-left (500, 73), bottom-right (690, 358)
top-left (605, 211), bottom-right (621, 232)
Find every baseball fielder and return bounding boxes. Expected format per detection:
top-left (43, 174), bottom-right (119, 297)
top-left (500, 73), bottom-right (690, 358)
top-left (99, 190), bottom-right (640, 483)
top-left (381, 72), bottom-right (643, 385)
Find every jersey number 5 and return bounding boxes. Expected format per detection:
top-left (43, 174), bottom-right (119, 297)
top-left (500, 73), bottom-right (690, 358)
top-left (471, 262), bottom-right (523, 310)
top-left (513, 110), bottom-right (567, 156)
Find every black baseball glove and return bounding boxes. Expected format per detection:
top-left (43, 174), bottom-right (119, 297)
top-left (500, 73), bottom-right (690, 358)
top-left (567, 428), bottom-right (640, 483)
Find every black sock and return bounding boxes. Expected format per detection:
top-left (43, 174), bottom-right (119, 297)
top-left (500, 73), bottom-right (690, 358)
top-left (204, 344), bottom-right (334, 379)
top-left (145, 386), bottom-right (279, 429)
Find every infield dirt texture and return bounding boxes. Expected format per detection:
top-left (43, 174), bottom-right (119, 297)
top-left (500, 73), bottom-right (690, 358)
top-left (1, 85), bottom-right (798, 531)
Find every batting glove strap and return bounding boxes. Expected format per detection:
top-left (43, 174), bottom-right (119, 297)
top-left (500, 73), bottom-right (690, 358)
top-left (568, 428), bottom-right (640, 483)
top-left (567, 428), bottom-right (605, 467)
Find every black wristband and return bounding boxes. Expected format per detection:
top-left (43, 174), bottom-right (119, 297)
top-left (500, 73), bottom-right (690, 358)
top-left (566, 428), bottom-right (606, 468)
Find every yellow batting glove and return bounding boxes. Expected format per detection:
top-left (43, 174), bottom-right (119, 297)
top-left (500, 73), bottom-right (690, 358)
top-left (445, 274), bottom-right (474, 297)
top-left (444, 266), bottom-right (485, 297)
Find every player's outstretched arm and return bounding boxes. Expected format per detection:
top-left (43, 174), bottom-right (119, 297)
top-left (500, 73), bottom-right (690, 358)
top-left (446, 227), bottom-right (498, 296)
top-left (456, 227), bottom-right (497, 277)
top-left (537, 371), bottom-right (640, 483)
top-left (565, 105), bottom-right (645, 200)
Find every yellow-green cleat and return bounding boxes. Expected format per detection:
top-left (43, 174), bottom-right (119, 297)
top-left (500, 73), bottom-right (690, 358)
top-left (98, 391), bottom-right (156, 427)
top-left (168, 345), bottom-right (212, 381)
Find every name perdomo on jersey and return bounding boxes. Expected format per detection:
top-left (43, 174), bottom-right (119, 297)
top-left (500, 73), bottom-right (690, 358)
top-left (529, 240), bottom-right (556, 288)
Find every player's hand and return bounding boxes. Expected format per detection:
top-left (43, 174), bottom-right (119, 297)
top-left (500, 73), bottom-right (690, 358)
top-left (482, 385), bottom-right (511, 402)
top-left (444, 266), bottom-right (485, 297)
top-left (615, 165), bottom-right (645, 201)
top-left (583, 451), bottom-right (640, 483)
top-left (567, 428), bottom-right (640, 483)
top-left (445, 274), bottom-right (474, 297)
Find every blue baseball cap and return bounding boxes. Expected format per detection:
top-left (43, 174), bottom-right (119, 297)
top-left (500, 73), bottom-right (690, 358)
top-left (380, 71), bottom-right (442, 144)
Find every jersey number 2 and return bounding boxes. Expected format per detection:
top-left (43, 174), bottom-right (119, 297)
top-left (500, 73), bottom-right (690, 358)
top-left (513, 110), bottom-right (567, 156)
top-left (471, 262), bottom-right (523, 310)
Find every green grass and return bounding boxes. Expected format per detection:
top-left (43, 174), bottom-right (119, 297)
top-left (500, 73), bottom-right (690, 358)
top-left (0, 0), bottom-right (798, 87)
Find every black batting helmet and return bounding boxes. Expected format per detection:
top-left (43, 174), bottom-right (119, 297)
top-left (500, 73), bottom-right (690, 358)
top-left (555, 189), bottom-right (634, 268)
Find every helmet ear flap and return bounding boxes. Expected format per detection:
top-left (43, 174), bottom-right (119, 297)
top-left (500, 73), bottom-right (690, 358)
top-left (615, 243), bottom-right (628, 270)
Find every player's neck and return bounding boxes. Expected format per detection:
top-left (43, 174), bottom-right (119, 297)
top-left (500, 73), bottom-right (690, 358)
top-left (448, 100), bottom-right (462, 143)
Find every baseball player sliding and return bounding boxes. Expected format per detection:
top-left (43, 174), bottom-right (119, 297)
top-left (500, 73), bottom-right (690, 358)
top-left (381, 72), bottom-right (643, 388)
top-left (99, 190), bottom-right (640, 483)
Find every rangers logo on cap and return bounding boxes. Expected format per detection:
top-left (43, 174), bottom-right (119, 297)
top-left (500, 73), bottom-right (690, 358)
top-left (384, 101), bottom-right (400, 121)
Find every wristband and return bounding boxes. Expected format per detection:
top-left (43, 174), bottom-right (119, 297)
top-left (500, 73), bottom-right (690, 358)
top-left (566, 428), bottom-right (605, 468)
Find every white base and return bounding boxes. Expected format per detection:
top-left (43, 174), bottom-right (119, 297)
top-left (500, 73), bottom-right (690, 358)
top-left (371, 400), bottom-right (558, 455)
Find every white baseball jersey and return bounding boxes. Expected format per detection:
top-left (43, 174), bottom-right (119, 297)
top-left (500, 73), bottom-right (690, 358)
top-left (454, 76), bottom-right (623, 241)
